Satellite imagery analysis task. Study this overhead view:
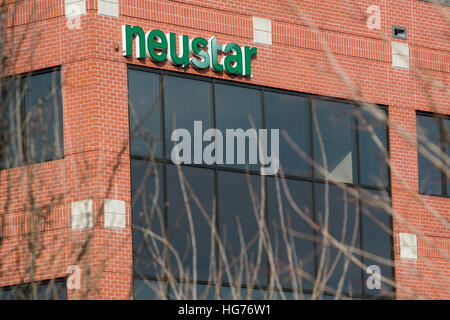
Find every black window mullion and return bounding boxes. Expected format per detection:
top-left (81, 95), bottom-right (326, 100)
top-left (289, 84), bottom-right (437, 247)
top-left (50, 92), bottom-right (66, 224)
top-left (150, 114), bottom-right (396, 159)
top-left (354, 105), bottom-right (365, 298)
top-left (309, 97), bottom-right (319, 284)
top-left (211, 77), bottom-right (220, 298)
top-left (159, 72), bottom-right (170, 299)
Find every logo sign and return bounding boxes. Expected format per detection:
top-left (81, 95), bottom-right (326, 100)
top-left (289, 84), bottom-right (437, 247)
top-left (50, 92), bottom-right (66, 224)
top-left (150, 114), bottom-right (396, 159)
top-left (122, 25), bottom-right (258, 77)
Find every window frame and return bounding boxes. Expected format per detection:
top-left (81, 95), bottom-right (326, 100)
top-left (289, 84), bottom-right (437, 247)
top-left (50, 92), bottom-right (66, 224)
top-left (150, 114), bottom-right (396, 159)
top-left (0, 278), bottom-right (67, 300)
top-left (416, 111), bottom-right (450, 198)
top-left (128, 65), bottom-right (394, 300)
top-left (0, 66), bottom-right (64, 170)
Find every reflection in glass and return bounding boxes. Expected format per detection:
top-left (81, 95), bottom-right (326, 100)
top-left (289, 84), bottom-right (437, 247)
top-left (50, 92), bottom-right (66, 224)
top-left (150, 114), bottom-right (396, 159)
top-left (267, 177), bottom-right (315, 290)
top-left (215, 84), bottom-right (261, 171)
top-left (358, 106), bottom-right (388, 187)
top-left (265, 92), bottom-right (310, 177)
top-left (417, 115), bottom-right (442, 196)
top-left (218, 171), bottom-right (266, 286)
top-left (164, 76), bottom-right (212, 163)
top-left (131, 159), bottom-right (165, 278)
top-left (314, 183), bottom-right (362, 296)
top-left (128, 69), bottom-right (162, 158)
top-left (166, 164), bottom-right (215, 282)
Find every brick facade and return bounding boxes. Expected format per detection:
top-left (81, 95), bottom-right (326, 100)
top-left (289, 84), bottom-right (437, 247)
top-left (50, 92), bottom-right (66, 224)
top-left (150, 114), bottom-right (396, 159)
top-left (0, 0), bottom-right (449, 299)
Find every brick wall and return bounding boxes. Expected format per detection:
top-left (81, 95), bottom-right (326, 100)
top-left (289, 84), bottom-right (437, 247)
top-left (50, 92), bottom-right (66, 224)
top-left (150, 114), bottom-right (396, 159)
top-left (0, 0), bottom-right (449, 299)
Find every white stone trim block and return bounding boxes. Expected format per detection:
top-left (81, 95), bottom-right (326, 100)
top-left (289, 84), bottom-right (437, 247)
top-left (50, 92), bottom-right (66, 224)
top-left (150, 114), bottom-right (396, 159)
top-left (98, 0), bottom-right (119, 18)
top-left (392, 42), bottom-right (409, 69)
top-left (104, 199), bottom-right (126, 229)
top-left (71, 200), bottom-right (93, 230)
top-left (253, 17), bottom-right (272, 45)
top-left (400, 233), bottom-right (417, 259)
top-left (65, 0), bottom-right (86, 18)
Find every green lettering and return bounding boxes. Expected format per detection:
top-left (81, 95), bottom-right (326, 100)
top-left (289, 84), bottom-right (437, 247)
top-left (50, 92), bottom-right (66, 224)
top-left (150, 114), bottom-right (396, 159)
top-left (223, 43), bottom-right (243, 75)
top-left (167, 33), bottom-right (190, 67)
top-left (243, 46), bottom-right (257, 77)
top-left (122, 25), bottom-right (146, 59)
top-left (208, 36), bottom-right (223, 72)
top-left (147, 29), bottom-right (168, 62)
top-left (189, 37), bottom-right (210, 69)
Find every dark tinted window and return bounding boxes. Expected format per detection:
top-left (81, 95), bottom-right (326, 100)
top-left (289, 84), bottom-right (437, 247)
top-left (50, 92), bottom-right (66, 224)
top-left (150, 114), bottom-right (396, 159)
top-left (0, 280), bottom-right (66, 300)
top-left (166, 164), bottom-right (215, 282)
top-left (218, 171), bottom-right (266, 286)
top-left (131, 159), bottom-right (165, 278)
top-left (267, 177), bottom-right (315, 290)
top-left (417, 115), bottom-right (443, 196)
top-left (361, 189), bottom-right (393, 298)
top-left (164, 76), bottom-right (212, 162)
top-left (313, 100), bottom-right (356, 183)
top-left (215, 84), bottom-right (261, 171)
top-left (24, 70), bottom-right (63, 164)
top-left (0, 69), bottom-right (63, 169)
top-left (265, 92), bottom-right (310, 177)
top-left (129, 68), bottom-right (393, 300)
top-left (314, 183), bottom-right (362, 296)
top-left (0, 77), bottom-right (22, 169)
top-left (358, 106), bottom-right (388, 187)
top-left (445, 119), bottom-right (449, 197)
top-left (128, 69), bottom-right (162, 159)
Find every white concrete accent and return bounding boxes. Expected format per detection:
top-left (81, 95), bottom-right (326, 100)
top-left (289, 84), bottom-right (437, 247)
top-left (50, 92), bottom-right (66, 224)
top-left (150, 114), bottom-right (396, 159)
top-left (253, 17), bottom-right (272, 45)
top-left (71, 200), bottom-right (93, 230)
top-left (400, 233), bottom-right (417, 259)
top-left (65, 0), bottom-right (86, 18)
top-left (98, 0), bottom-right (119, 17)
top-left (104, 199), bottom-right (126, 229)
top-left (391, 42), bottom-right (409, 69)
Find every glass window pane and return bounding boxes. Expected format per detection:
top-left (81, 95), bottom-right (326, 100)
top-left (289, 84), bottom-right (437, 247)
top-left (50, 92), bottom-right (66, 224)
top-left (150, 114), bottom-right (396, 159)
top-left (164, 76), bottom-right (212, 163)
top-left (313, 100), bottom-right (356, 184)
top-left (314, 183), bottom-right (362, 296)
top-left (358, 106), bottom-right (389, 187)
top-left (128, 69), bottom-right (162, 158)
top-left (265, 92), bottom-right (310, 177)
top-left (417, 115), bottom-right (443, 196)
top-left (24, 70), bottom-right (63, 164)
top-left (445, 119), bottom-right (449, 197)
top-left (267, 177), bottom-right (315, 290)
top-left (169, 283), bottom-right (218, 300)
top-left (218, 171), bottom-right (266, 286)
top-left (215, 84), bottom-right (261, 171)
top-left (0, 284), bottom-right (27, 300)
top-left (134, 280), bottom-right (167, 300)
top-left (166, 164), bottom-right (215, 282)
top-left (0, 77), bottom-right (22, 169)
top-left (131, 159), bottom-right (165, 278)
top-left (361, 189), bottom-right (393, 298)
top-left (34, 280), bottom-right (67, 300)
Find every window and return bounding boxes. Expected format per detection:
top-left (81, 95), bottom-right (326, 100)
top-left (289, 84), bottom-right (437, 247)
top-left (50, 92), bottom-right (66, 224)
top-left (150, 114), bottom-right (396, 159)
top-left (416, 112), bottom-right (449, 197)
top-left (0, 279), bottom-right (67, 300)
top-left (129, 66), bottom-right (393, 300)
top-left (419, 0), bottom-right (450, 6)
top-left (0, 68), bottom-right (63, 169)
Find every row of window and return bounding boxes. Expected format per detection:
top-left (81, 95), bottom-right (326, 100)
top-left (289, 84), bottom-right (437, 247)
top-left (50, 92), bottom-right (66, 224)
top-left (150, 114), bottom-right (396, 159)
top-left (128, 67), bottom-right (390, 188)
top-left (0, 68), bottom-right (63, 170)
top-left (132, 160), bottom-right (394, 299)
top-left (129, 67), bottom-right (394, 299)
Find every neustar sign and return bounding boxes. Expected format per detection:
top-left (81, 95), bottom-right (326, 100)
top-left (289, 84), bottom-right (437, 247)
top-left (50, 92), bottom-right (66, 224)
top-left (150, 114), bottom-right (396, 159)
top-left (122, 25), bottom-right (257, 77)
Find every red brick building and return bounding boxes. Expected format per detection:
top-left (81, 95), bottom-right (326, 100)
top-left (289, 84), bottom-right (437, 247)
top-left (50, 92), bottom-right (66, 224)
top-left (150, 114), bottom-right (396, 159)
top-left (0, 0), bottom-right (449, 300)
